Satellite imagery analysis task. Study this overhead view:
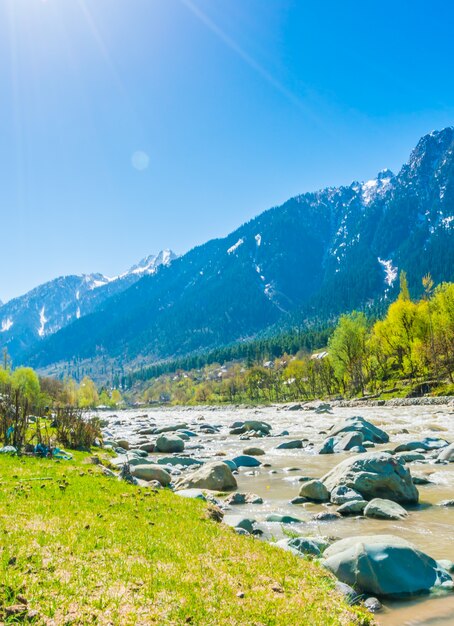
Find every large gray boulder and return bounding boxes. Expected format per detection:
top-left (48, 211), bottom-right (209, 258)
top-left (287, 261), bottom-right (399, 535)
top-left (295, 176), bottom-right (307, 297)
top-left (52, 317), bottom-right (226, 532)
top-left (175, 461), bottom-right (237, 491)
top-left (330, 416), bottom-right (389, 443)
top-left (322, 535), bottom-right (452, 597)
top-left (322, 452), bottom-right (419, 503)
top-left (130, 464), bottom-right (172, 486)
top-left (155, 434), bottom-right (185, 453)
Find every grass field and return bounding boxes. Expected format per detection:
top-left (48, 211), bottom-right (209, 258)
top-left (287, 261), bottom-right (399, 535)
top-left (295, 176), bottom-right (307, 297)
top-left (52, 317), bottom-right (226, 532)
top-left (0, 453), bottom-right (373, 625)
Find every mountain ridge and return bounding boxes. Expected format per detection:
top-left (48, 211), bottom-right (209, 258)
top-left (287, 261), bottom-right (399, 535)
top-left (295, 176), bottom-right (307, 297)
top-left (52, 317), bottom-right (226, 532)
top-left (0, 250), bottom-right (177, 360)
top-left (8, 127), bottom-right (454, 373)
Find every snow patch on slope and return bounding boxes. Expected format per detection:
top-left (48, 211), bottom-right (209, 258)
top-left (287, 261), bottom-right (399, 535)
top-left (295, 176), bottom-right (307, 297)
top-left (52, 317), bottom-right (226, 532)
top-left (1, 317), bottom-right (13, 332)
top-left (227, 238), bottom-right (244, 254)
top-left (38, 306), bottom-right (48, 337)
top-left (378, 257), bottom-right (398, 287)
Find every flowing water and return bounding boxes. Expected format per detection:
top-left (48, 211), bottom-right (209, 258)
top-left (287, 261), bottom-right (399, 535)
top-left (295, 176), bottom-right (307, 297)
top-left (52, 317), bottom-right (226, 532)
top-left (98, 403), bottom-right (454, 626)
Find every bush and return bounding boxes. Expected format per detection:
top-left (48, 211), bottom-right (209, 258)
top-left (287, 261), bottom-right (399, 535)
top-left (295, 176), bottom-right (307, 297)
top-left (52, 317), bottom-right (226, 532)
top-left (55, 408), bottom-right (102, 450)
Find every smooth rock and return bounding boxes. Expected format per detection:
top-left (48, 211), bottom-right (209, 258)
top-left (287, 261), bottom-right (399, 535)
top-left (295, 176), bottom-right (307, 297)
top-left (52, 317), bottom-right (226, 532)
top-left (322, 451), bottom-right (419, 504)
top-left (299, 480), bottom-right (330, 502)
top-left (333, 431), bottom-right (364, 452)
top-left (155, 434), bottom-right (185, 454)
top-left (337, 500), bottom-right (367, 515)
top-left (175, 461), bottom-right (237, 491)
top-left (231, 455), bottom-right (261, 468)
top-left (322, 535), bottom-right (452, 597)
top-left (130, 464), bottom-right (171, 486)
top-left (364, 498), bottom-right (408, 520)
top-left (242, 447), bottom-right (265, 456)
top-left (364, 597), bottom-right (382, 613)
top-left (277, 536), bottom-right (329, 556)
top-left (276, 440), bottom-right (303, 450)
top-left (224, 492), bottom-right (263, 505)
top-left (312, 512), bottom-right (341, 522)
top-left (330, 416), bottom-right (389, 443)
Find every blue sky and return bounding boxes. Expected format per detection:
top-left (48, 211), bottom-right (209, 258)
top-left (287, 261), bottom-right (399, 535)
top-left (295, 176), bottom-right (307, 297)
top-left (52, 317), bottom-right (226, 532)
top-left (1, 0), bottom-right (453, 302)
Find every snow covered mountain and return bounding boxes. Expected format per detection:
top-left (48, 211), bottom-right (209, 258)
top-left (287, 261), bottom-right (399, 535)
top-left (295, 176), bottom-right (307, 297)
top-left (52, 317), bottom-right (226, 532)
top-left (19, 128), bottom-right (454, 370)
top-left (0, 250), bottom-right (177, 360)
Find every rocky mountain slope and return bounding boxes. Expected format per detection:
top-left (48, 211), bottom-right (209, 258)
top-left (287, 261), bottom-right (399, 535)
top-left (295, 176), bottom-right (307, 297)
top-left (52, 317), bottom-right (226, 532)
top-left (18, 128), bottom-right (454, 370)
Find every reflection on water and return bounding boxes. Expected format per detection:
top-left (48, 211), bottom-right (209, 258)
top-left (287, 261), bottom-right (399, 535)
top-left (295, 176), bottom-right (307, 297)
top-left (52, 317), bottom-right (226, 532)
top-left (98, 403), bottom-right (454, 626)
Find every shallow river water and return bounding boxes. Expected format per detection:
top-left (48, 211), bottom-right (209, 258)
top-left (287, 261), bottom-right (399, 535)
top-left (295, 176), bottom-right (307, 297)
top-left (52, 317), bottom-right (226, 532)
top-left (97, 403), bottom-right (454, 626)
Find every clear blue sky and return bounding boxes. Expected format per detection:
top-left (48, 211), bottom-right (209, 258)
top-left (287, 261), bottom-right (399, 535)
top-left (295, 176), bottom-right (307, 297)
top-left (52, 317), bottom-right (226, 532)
top-left (1, 0), bottom-right (453, 302)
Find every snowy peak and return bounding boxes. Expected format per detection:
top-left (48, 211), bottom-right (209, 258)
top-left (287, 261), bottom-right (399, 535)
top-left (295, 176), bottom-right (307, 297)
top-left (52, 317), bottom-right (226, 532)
top-left (360, 168), bottom-right (395, 205)
top-left (125, 249), bottom-right (177, 277)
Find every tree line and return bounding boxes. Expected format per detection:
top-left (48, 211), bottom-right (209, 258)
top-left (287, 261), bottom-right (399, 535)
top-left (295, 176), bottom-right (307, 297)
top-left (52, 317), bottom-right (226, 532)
top-left (138, 275), bottom-right (454, 405)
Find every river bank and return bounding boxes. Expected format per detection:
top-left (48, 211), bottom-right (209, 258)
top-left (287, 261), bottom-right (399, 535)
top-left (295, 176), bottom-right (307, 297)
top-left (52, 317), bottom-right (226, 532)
top-left (0, 452), bottom-right (370, 625)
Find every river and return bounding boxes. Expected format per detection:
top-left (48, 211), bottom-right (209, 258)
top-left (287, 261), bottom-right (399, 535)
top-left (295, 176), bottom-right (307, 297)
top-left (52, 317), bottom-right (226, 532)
top-left (98, 402), bottom-right (454, 626)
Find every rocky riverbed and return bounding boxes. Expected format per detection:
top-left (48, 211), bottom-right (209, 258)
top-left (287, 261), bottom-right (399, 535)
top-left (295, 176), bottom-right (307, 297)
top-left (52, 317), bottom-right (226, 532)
top-left (94, 402), bottom-right (454, 626)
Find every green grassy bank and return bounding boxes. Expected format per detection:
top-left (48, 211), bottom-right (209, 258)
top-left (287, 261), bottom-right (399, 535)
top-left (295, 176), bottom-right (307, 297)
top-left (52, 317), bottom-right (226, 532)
top-left (0, 454), bottom-right (372, 625)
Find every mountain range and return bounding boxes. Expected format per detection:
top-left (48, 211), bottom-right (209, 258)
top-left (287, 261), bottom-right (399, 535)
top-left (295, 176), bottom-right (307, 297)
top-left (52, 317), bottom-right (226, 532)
top-left (0, 250), bottom-right (176, 361)
top-left (2, 127), bottom-right (454, 376)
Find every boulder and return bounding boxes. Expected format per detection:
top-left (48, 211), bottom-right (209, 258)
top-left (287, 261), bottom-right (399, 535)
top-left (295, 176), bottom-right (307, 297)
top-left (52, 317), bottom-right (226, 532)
top-left (337, 500), bottom-right (367, 515)
top-left (312, 512), bottom-right (341, 522)
top-left (242, 447), bottom-right (265, 456)
top-left (130, 464), bottom-right (171, 486)
top-left (330, 416), bottom-right (389, 444)
top-left (155, 434), bottom-right (185, 453)
top-left (175, 461), bottom-right (237, 491)
top-left (322, 535), bottom-right (452, 596)
top-left (333, 431), bottom-right (365, 452)
top-left (139, 442), bottom-right (155, 453)
top-left (317, 437), bottom-right (336, 455)
top-left (231, 455), bottom-right (261, 468)
top-left (277, 536), bottom-right (329, 557)
top-left (224, 492), bottom-right (263, 505)
top-left (321, 452), bottom-right (419, 504)
top-left (116, 439), bottom-right (130, 450)
top-left (395, 438), bottom-right (449, 452)
top-left (364, 498), bottom-right (408, 520)
top-left (299, 479), bottom-right (330, 502)
top-left (276, 440), bottom-right (303, 450)
top-left (229, 420), bottom-right (271, 435)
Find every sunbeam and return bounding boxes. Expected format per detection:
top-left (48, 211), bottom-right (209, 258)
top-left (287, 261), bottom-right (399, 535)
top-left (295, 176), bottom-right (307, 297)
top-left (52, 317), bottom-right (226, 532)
top-left (179, 0), bottom-right (320, 122)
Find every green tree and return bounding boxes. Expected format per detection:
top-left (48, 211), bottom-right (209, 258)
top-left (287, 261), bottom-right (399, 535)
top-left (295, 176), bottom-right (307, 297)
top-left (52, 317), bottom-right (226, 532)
top-left (78, 376), bottom-right (99, 408)
top-left (11, 367), bottom-right (40, 404)
top-left (328, 312), bottom-right (368, 396)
